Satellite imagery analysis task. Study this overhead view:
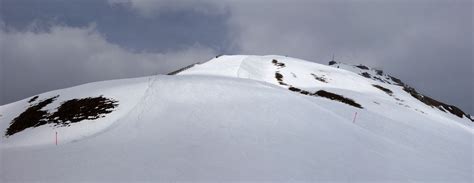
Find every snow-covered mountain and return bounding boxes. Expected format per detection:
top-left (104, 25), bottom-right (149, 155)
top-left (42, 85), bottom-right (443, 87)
top-left (0, 55), bottom-right (472, 182)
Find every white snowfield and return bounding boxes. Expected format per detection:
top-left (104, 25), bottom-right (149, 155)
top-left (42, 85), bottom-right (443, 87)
top-left (0, 55), bottom-right (472, 182)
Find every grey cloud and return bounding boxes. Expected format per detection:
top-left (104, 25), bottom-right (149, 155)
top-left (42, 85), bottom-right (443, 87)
top-left (108, 0), bottom-right (228, 17)
top-left (1, 0), bottom-right (472, 115)
top-left (0, 0), bottom-right (228, 105)
top-left (223, 0), bottom-right (473, 114)
top-left (1, 0), bottom-right (234, 53)
top-left (0, 26), bottom-right (215, 104)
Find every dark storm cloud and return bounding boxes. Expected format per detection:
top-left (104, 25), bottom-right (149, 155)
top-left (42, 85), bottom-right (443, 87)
top-left (1, 0), bottom-right (472, 115)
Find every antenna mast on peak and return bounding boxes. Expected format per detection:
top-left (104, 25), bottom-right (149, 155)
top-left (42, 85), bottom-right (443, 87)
top-left (328, 54), bottom-right (337, 66)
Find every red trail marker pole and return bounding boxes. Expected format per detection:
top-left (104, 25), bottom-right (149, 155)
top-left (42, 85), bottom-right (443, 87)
top-left (353, 112), bottom-right (358, 123)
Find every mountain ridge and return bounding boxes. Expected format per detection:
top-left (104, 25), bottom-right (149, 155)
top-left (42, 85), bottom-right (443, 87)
top-left (0, 55), bottom-right (472, 182)
top-left (179, 55), bottom-right (473, 124)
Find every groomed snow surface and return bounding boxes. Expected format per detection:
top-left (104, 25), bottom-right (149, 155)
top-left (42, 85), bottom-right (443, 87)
top-left (0, 55), bottom-right (472, 182)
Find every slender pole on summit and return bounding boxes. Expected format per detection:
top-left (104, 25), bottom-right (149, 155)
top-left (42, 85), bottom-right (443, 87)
top-left (353, 112), bottom-right (358, 123)
top-left (332, 54), bottom-right (335, 62)
top-left (55, 131), bottom-right (58, 145)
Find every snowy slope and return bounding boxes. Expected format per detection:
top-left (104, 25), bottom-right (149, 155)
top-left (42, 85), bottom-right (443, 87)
top-left (181, 55), bottom-right (473, 128)
top-left (0, 55), bottom-right (472, 182)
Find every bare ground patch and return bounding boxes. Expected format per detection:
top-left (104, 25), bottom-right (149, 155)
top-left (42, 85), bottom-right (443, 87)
top-left (272, 59), bottom-right (285, 68)
top-left (5, 96), bottom-right (58, 137)
top-left (49, 96), bottom-right (118, 127)
top-left (311, 73), bottom-right (328, 83)
top-left (356, 65), bottom-right (369, 70)
top-left (28, 96), bottom-right (39, 103)
top-left (5, 96), bottom-right (118, 137)
top-left (372, 84), bottom-right (393, 96)
top-left (314, 90), bottom-right (363, 109)
top-left (403, 86), bottom-right (473, 121)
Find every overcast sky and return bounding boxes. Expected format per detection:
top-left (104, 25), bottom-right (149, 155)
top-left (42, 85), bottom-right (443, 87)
top-left (1, 0), bottom-right (472, 114)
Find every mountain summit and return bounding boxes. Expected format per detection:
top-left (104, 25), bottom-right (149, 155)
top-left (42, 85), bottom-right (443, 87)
top-left (178, 55), bottom-right (473, 124)
top-left (1, 55), bottom-right (472, 182)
